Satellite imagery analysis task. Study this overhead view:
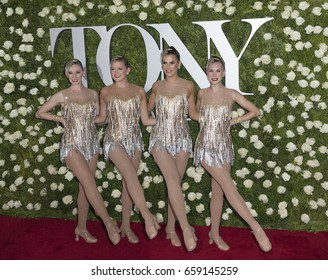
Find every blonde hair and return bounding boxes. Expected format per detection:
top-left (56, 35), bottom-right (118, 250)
top-left (205, 56), bottom-right (225, 71)
top-left (64, 59), bottom-right (83, 73)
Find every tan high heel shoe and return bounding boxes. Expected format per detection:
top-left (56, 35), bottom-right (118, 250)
top-left (120, 227), bottom-right (139, 244)
top-left (145, 215), bottom-right (160, 239)
top-left (208, 232), bottom-right (230, 251)
top-left (75, 227), bottom-right (98, 243)
top-left (106, 218), bottom-right (120, 245)
top-left (252, 227), bottom-right (272, 252)
top-left (165, 229), bottom-right (182, 247)
top-left (182, 227), bottom-right (197, 252)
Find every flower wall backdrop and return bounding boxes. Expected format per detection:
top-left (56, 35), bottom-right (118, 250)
top-left (0, 0), bottom-right (327, 232)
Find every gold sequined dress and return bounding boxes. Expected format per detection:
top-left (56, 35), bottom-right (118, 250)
top-left (194, 89), bottom-right (234, 167)
top-left (149, 81), bottom-right (192, 157)
top-left (60, 93), bottom-right (99, 162)
top-left (103, 88), bottom-right (143, 160)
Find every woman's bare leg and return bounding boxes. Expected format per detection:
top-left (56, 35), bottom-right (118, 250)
top-left (75, 154), bottom-right (98, 243)
top-left (202, 162), bottom-right (272, 251)
top-left (209, 174), bottom-right (230, 250)
top-left (152, 150), bottom-right (197, 251)
top-left (120, 150), bottom-right (141, 243)
top-left (65, 150), bottom-right (120, 245)
top-left (165, 151), bottom-right (189, 247)
top-left (109, 147), bottom-right (160, 239)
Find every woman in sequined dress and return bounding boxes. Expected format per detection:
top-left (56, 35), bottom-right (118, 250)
top-left (194, 56), bottom-right (272, 252)
top-left (96, 55), bottom-right (160, 243)
top-left (147, 47), bottom-right (199, 252)
top-left (35, 59), bottom-right (120, 245)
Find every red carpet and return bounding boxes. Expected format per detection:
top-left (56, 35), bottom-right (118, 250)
top-left (0, 215), bottom-right (327, 260)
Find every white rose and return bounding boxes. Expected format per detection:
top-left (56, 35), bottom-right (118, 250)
top-left (318, 146), bottom-right (327, 154)
top-left (320, 124), bottom-right (328, 133)
top-left (286, 142), bottom-right (297, 152)
top-left (303, 185), bottom-right (314, 195)
top-left (153, 0), bottom-right (161, 6)
top-left (297, 126), bottom-right (305, 134)
top-left (254, 70), bottom-right (265, 79)
top-left (263, 180), bottom-right (272, 188)
top-left (237, 148), bottom-right (248, 158)
top-left (50, 201), bottom-right (58, 208)
top-left (301, 214), bottom-right (310, 223)
top-left (187, 192), bottom-right (196, 201)
top-left (111, 189), bottom-right (121, 198)
top-left (238, 129), bottom-right (247, 138)
top-left (318, 102), bottom-right (327, 110)
top-left (317, 198), bottom-right (326, 207)
top-left (254, 170), bottom-right (265, 179)
top-left (278, 208), bottom-right (288, 218)
top-left (225, 6), bottom-right (236, 15)
top-left (258, 194), bottom-right (268, 203)
top-left (253, 2), bottom-right (263, 10)
top-left (246, 157), bottom-right (255, 164)
top-left (266, 161), bottom-right (276, 168)
top-left (312, 7), bottom-right (321, 16)
top-left (258, 85), bottom-right (267, 94)
top-left (62, 195), bottom-right (73, 205)
top-left (115, 205), bottom-right (122, 213)
top-left (158, 200), bottom-right (165, 208)
top-left (308, 200), bottom-right (318, 209)
top-left (291, 197), bottom-right (299, 207)
top-left (153, 175), bottom-right (163, 184)
top-left (295, 17), bottom-right (305, 25)
top-left (286, 70), bottom-right (296, 81)
top-left (266, 208), bottom-right (273, 215)
top-left (243, 179), bottom-right (253, 189)
top-left (176, 7), bottom-right (184, 16)
top-left (4, 82), bottom-right (15, 94)
top-left (182, 182), bottom-right (190, 191)
top-left (272, 148), bottom-right (279, 155)
top-left (139, 11), bottom-right (148, 20)
top-left (156, 213), bottom-right (164, 223)
top-left (321, 182), bottom-right (328, 190)
top-left (285, 43), bottom-right (293, 52)
top-left (156, 7), bottom-right (164, 14)
top-left (195, 203), bottom-right (205, 213)
top-left (281, 172), bottom-right (291, 181)
top-left (65, 171), bottom-right (74, 181)
top-left (313, 172), bottom-right (323, 181)
top-left (165, 1), bottom-right (176, 9)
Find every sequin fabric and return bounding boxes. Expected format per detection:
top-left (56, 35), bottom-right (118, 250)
top-left (103, 95), bottom-right (143, 160)
top-left (60, 94), bottom-right (99, 162)
top-left (194, 89), bottom-right (234, 167)
top-left (149, 82), bottom-right (192, 157)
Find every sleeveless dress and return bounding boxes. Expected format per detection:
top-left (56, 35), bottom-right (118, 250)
top-left (103, 88), bottom-right (143, 160)
top-left (60, 93), bottom-right (99, 162)
top-left (194, 89), bottom-right (234, 167)
top-left (149, 81), bottom-right (192, 157)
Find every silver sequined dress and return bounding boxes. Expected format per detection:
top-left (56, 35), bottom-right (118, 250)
top-left (149, 81), bottom-right (192, 157)
top-left (60, 93), bottom-right (99, 162)
top-left (103, 89), bottom-right (143, 160)
top-left (194, 89), bottom-right (234, 167)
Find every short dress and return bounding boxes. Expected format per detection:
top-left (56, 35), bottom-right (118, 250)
top-left (60, 93), bottom-right (99, 162)
top-left (103, 90), bottom-right (143, 160)
top-left (149, 81), bottom-right (192, 157)
top-left (194, 89), bottom-right (234, 167)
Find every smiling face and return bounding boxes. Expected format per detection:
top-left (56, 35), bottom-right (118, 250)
top-left (206, 61), bottom-right (225, 85)
top-left (110, 60), bottom-right (130, 83)
top-left (65, 63), bottom-right (84, 85)
top-left (161, 54), bottom-right (180, 77)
